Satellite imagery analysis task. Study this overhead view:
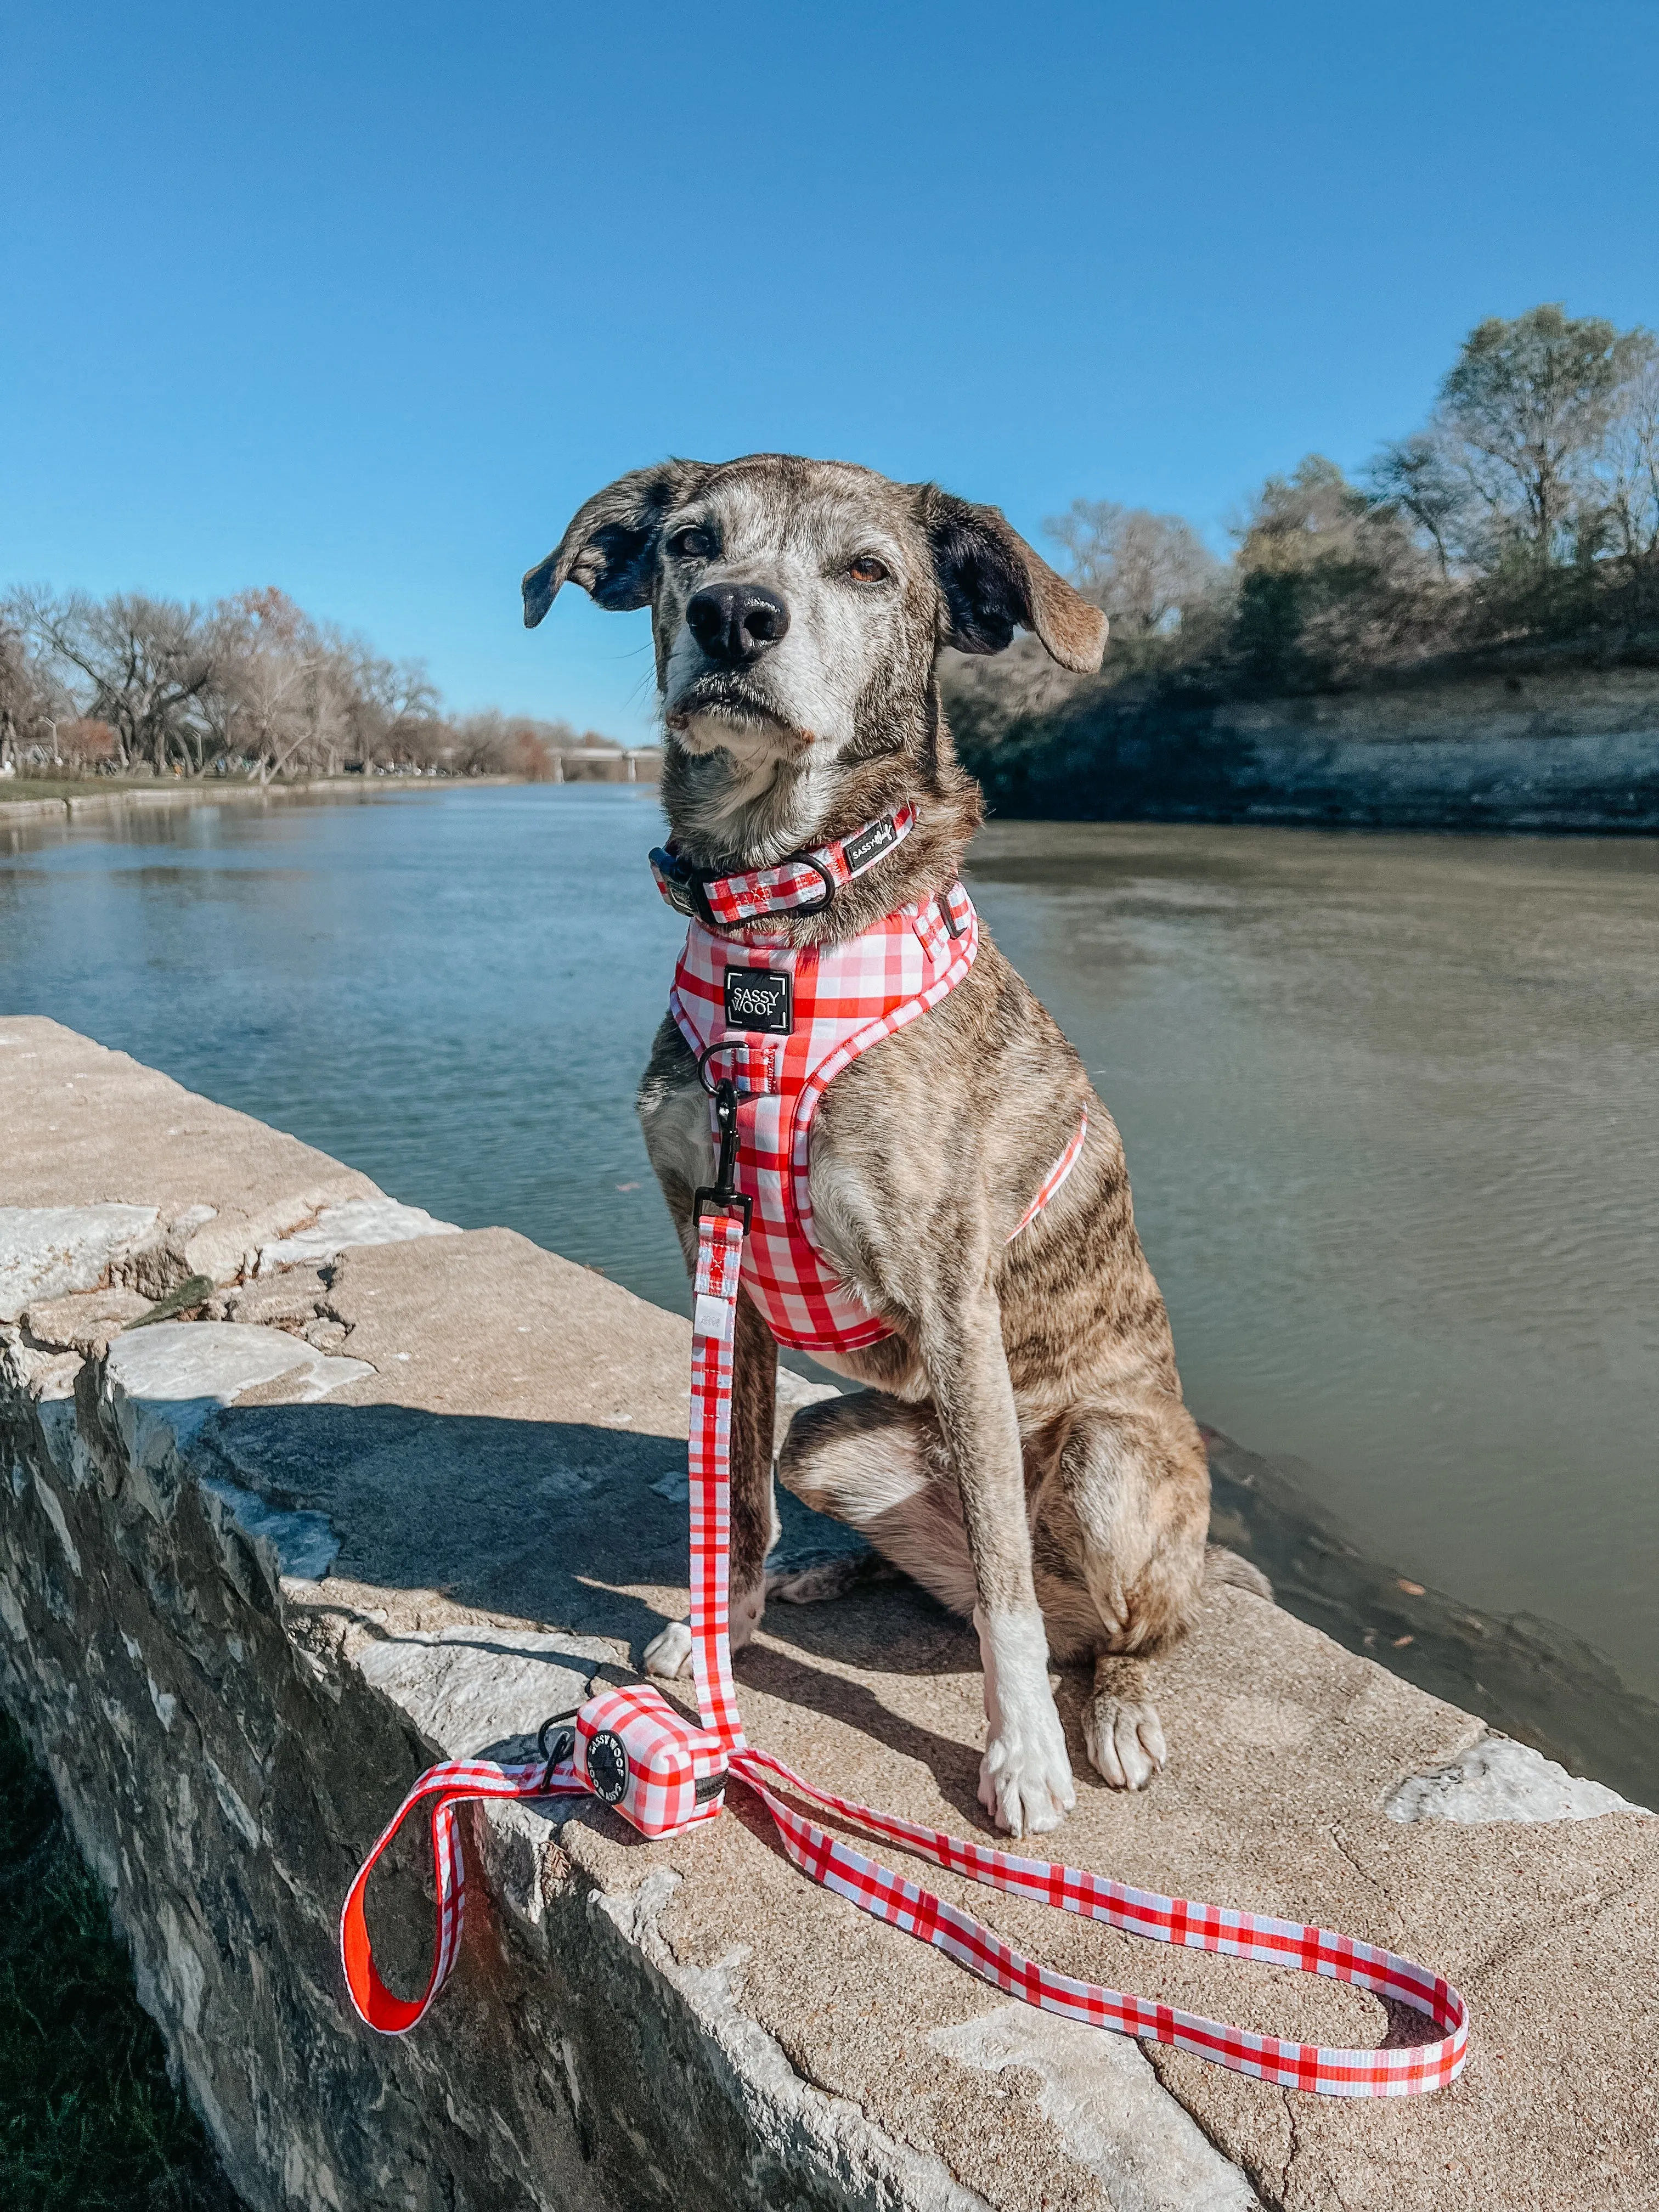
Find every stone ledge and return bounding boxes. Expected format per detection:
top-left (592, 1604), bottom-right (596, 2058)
top-left (2, 1018), bottom-right (1656, 2212)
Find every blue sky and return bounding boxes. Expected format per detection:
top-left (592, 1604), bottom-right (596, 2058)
top-left (5, 1), bottom-right (1656, 740)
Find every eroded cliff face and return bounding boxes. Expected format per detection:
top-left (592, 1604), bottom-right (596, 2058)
top-left (960, 665), bottom-right (1659, 828)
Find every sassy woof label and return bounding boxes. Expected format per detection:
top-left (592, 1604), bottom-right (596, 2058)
top-left (842, 815), bottom-right (899, 872)
top-left (585, 1730), bottom-right (629, 1804)
top-left (724, 967), bottom-right (793, 1035)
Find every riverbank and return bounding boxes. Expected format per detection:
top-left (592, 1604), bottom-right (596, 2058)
top-left (0, 752), bottom-right (662, 830)
top-left (0, 774), bottom-right (469, 830)
top-left (3, 1018), bottom-right (1655, 2210)
top-left (955, 663), bottom-right (1659, 830)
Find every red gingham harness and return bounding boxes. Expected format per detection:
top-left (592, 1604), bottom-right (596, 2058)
top-left (340, 818), bottom-right (1470, 2097)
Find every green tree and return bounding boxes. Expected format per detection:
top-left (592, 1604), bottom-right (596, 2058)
top-left (1231, 456), bottom-right (1435, 689)
top-left (1431, 305), bottom-right (1650, 566)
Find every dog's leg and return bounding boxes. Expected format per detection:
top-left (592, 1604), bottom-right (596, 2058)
top-left (1059, 1401), bottom-right (1209, 1791)
top-left (645, 1288), bottom-right (778, 1680)
top-left (780, 1297), bottom-right (1075, 1835)
top-left (774, 1391), bottom-right (977, 1611)
top-left (1084, 1655), bottom-right (1168, 1791)
top-left (918, 1279), bottom-right (1075, 1839)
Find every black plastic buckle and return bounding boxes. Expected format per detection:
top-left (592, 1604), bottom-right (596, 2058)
top-left (650, 847), bottom-right (718, 927)
top-left (693, 1187), bottom-right (752, 1231)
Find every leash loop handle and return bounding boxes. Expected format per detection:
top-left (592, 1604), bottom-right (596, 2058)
top-left (339, 1757), bottom-right (587, 2035)
top-left (726, 1747), bottom-right (1468, 2098)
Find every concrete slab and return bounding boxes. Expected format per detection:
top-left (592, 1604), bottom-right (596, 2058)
top-left (0, 1017), bottom-right (380, 1285)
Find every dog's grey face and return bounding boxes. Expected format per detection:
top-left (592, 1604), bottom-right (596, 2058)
top-left (523, 455), bottom-right (1107, 835)
top-left (651, 461), bottom-right (936, 768)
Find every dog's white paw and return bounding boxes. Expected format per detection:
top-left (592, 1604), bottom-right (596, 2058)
top-left (978, 1713), bottom-right (1076, 1838)
top-left (1084, 1693), bottom-right (1167, 1791)
top-left (975, 1606), bottom-right (1075, 1837)
top-left (643, 1618), bottom-right (693, 1679)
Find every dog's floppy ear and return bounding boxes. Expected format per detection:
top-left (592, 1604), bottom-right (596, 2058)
top-left (924, 490), bottom-right (1108, 673)
top-left (522, 460), bottom-right (708, 627)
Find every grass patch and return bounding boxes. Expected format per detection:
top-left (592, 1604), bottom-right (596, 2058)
top-left (0, 1706), bottom-right (238, 2210)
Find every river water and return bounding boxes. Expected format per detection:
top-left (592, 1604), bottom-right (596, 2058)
top-left (3, 788), bottom-right (1655, 1736)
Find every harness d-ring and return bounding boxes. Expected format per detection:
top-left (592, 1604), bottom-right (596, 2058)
top-left (696, 1039), bottom-right (744, 1094)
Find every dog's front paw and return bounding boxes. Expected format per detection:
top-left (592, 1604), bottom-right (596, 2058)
top-left (1084, 1692), bottom-right (1167, 1791)
top-left (643, 1618), bottom-right (693, 1679)
top-left (978, 1714), bottom-right (1076, 1838)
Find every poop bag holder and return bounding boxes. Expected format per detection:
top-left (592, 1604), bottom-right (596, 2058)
top-left (572, 1682), bottom-right (727, 1835)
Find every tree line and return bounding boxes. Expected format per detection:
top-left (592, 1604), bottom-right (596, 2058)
top-left (0, 584), bottom-right (616, 782)
top-left (951, 304), bottom-right (1659, 735)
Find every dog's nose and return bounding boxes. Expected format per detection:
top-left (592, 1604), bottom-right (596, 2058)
top-left (685, 584), bottom-right (791, 665)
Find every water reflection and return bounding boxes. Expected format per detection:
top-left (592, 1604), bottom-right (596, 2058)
top-left (4, 792), bottom-right (1655, 1754)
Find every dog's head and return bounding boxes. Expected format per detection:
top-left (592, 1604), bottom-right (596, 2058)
top-left (523, 454), bottom-right (1105, 860)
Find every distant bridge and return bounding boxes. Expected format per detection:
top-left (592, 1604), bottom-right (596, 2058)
top-left (549, 747), bottom-right (662, 783)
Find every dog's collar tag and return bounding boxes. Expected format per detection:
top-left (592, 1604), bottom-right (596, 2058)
top-left (723, 966), bottom-right (792, 1036)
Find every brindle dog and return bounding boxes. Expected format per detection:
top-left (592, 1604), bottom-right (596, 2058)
top-left (524, 455), bottom-right (1212, 1838)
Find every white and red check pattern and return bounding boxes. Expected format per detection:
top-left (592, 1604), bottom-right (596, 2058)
top-left (651, 804), bottom-right (918, 927)
top-left (340, 875), bottom-right (1469, 2096)
top-left (340, 1753), bottom-right (589, 2034)
top-left (1008, 1113), bottom-right (1087, 1241)
top-left (577, 1683), bottom-right (728, 1833)
top-left (726, 1746), bottom-right (1467, 2096)
top-left (690, 1208), bottom-right (748, 1748)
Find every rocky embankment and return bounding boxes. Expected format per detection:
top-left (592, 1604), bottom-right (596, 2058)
top-left (961, 665), bottom-right (1659, 830)
top-left (2, 1018), bottom-right (1656, 2211)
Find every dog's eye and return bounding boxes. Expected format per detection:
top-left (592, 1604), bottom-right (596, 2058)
top-left (669, 527), bottom-right (715, 561)
top-left (848, 555), bottom-right (889, 584)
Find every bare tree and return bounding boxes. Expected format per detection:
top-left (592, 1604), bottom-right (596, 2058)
top-left (1232, 456), bottom-right (1441, 685)
top-left (20, 591), bottom-right (219, 773)
top-left (1044, 499), bottom-right (1218, 631)
top-left (1593, 339), bottom-right (1659, 566)
top-left (0, 603), bottom-right (61, 771)
top-left (1368, 431), bottom-right (1467, 578)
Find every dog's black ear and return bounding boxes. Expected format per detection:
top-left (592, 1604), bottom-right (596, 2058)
top-left (522, 460), bottom-right (708, 627)
top-left (924, 490), bottom-right (1108, 673)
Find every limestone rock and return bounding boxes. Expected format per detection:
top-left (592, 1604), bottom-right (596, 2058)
top-left (0, 1203), bottom-right (159, 1320)
top-left (256, 1197), bottom-right (461, 1273)
top-left (22, 1285), bottom-right (154, 1352)
top-left (1385, 1734), bottom-right (1649, 1823)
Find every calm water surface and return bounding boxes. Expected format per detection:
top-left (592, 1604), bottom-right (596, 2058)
top-left (3, 789), bottom-right (1655, 1702)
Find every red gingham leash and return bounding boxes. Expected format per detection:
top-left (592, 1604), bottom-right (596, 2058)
top-left (341, 888), bottom-right (1468, 2092)
top-left (340, 1755), bottom-right (590, 2033)
top-left (685, 1208), bottom-right (1469, 2098)
top-left (338, 1212), bottom-right (1469, 2088)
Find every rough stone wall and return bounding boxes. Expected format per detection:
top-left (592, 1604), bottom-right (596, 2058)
top-left (0, 1335), bottom-right (986, 2212)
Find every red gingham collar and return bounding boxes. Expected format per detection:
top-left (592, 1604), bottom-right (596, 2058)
top-left (650, 803), bottom-right (916, 928)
